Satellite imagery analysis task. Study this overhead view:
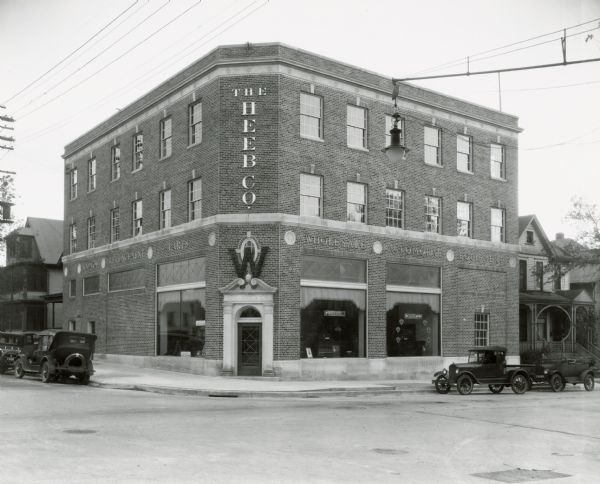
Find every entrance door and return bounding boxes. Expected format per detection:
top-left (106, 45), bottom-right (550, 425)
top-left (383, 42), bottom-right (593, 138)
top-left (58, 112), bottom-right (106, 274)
top-left (238, 323), bottom-right (261, 376)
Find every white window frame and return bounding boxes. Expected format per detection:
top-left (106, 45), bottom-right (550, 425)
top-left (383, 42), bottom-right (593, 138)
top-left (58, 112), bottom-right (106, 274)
top-left (110, 208), bottom-right (120, 243)
top-left (346, 105), bottom-right (367, 149)
top-left (300, 173), bottom-right (322, 217)
top-left (347, 182), bottom-right (367, 223)
top-left (188, 101), bottom-right (202, 146)
top-left (491, 207), bottom-right (505, 242)
top-left (87, 216), bottom-right (96, 249)
top-left (132, 199), bottom-right (143, 236)
top-left (159, 189), bottom-right (172, 229)
top-left (132, 133), bottom-right (143, 171)
top-left (456, 201), bottom-right (472, 238)
top-left (424, 126), bottom-right (441, 166)
top-left (69, 223), bottom-right (77, 253)
top-left (385, 188), bottom-right (404, 228)
top-left (87, 158), bottom-right (96, 192)
top-left (70, 169), bottom-right (78, 200)
top-left (188, 178), bottom-right (202, 221)
top-left (490, 143), bottom-right (505, 180)
top-left (457, 134), bottom-right (472, 173)
top-left (300, 92), bottom-right (323, 140)
top-left (111, 145), bottom-right (121, 181)
top-left (160, 117), bottom-right (172, 159)
top-left (424, 196), bottom-right (442, 234)
top-left (474, 313), bottom-right (490, 346)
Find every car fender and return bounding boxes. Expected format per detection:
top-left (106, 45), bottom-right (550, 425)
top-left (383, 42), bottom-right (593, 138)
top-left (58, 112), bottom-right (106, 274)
top-left (456, 370), bottom-right (479, 384)
top-left (507, 368), bottom-right (530, 381)
top-left (433, 370), bottom-right (447, 379)
top-left (580, 369), bottom-right (594, 381)
top-left (40, 356), bottom-right (56, 373)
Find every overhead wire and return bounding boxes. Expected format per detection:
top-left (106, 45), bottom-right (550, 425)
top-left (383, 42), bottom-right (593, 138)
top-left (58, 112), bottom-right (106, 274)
top-left (2, 1), bottom-right (140, 105)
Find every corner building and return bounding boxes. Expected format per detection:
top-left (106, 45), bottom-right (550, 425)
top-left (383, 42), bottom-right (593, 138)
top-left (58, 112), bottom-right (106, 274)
top-left (62, 43), bottom-right (521, 378)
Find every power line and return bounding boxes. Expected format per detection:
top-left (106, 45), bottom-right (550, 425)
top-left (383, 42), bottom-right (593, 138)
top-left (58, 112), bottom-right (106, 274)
top-left (18, 0), bottom-right (204, 120)
top-left (13, 0), bottom-right (172, 115)
top-left (2, 1), bottom-right (140, 105)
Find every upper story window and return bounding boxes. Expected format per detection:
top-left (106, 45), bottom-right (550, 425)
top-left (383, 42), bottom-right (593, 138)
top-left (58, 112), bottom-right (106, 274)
top-left (132, 199), bottom-right (143, 236)
top-left (300, 93), bottom-right (323, 139)
top-left (526, 230), bottom-right (534, 244)
top-left (87, 216), bottom-right (96, 249)
top-left (456, 201), bottom-right (473, 238)
top-left (69, 223), bottom-right (77, 253)
top-left (347, 105), bottom-right (367, 149)
top-left (385, 115), bottom-right (405, 147)
top-left (385, 188), bottom-right (404, 228)
top-left (424, 195), bottom-right (442, 233)
top-left (424, 126), bottom-right (441, 166)
top-left (159, 189), bottom-right (172, 229)
top-left (111, 145), bottom-right (121, 181)
top-left (188, 178), bottom-right (202, 221)
top-left (490, 143), bottom-right (505, 179)
top-left (70, 169), bottom-right (78, 200)
top-left (69, 279), bottom-right (76, 298)
top-left (160, 117), bottom-right (172, 159)
top-left (519, 259), bottom-right (527, 291)
top-left (87, 158), bottom-right (96, 192)
top-left (474, 313), bottom-right (490, 347)
top-left (536, 260), bottom-right (544, 291)
top-left (110, 208), bottom-right (120, 243)
top-left (188, 102), bottom-right (202, 146)
top-left (347, 182), bottom-right (367, 223)
top-left (300, 173), bottom-right (322, 217)
top-left (491, 207), bottom-right (505, 242)
top-left (457, 134), bottom-right (472, 173)
top-left (132, 133), bottom-right (143, 171)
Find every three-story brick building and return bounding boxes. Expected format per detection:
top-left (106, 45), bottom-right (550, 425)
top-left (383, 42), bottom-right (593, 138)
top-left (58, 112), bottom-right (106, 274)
top-left (62, 43), bottom-right (521, 378)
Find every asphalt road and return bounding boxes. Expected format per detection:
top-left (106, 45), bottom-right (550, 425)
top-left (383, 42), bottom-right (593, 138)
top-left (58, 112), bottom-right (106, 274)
top-left (1, 375), bottom-right (600, 483)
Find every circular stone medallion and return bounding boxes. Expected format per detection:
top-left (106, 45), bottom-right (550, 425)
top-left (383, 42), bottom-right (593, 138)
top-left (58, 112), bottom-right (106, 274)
top-left (147, 247), bottom-right (153, 259)
top-left (208, 232), bottom-right (216, 247)
top-left (284, 230), bottom-right (296, 245)
top-left (446, 249), bottom-right (455, 262)
top-left (373, 241), bottom-right (383, 254)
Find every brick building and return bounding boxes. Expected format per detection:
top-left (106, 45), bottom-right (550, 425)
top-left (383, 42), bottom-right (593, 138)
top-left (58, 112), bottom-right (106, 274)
top-left (62, 43), bottom-right (521, 378)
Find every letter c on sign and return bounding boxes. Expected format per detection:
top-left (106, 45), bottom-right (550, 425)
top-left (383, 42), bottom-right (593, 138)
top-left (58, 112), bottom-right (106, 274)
top-left (242, 176), bottom-right (255, 189)
top-left (242, 192), bottom-right (256, 206)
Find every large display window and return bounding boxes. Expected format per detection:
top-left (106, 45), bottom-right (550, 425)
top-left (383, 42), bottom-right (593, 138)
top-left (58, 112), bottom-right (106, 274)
top-left (301, 255), bottom-right (366, 358)
top-left (386, 263), bottom-right (441, 357)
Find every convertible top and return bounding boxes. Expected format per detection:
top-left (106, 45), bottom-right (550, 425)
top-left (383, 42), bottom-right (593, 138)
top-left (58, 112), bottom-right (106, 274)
top-left (468, 346), bottom-right (507, 353)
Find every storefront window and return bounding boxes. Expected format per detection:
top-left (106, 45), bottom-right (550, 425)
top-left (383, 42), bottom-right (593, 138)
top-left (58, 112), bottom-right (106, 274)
top-left (157, 288), bottom-right (205, 357)
top-left (386, 263), bottom-right (441, 357)
top-left (301, 256), bottom-right (366, 358)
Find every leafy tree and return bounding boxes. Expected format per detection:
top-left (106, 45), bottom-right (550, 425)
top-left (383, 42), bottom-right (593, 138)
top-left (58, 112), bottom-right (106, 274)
top-left (0, 173), bottom-right (16, 266)
top-left (565, 197), bottom-right (600, 249)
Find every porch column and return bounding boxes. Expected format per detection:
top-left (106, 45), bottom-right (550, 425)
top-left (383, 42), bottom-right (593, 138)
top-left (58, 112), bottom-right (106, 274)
top-left (221, 304), bottom-right (234, 376)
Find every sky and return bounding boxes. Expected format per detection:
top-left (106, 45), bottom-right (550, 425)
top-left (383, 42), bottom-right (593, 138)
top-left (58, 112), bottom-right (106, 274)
top-left (1, 0), bottom-right (600, 242)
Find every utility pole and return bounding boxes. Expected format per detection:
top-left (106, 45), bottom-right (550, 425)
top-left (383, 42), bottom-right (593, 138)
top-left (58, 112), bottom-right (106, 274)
top-left (0, 105), bottom-right (15, 151)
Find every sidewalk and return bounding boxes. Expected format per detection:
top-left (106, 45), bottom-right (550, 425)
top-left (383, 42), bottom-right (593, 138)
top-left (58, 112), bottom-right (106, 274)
top-left (90, 361), bottom-right (433, 398)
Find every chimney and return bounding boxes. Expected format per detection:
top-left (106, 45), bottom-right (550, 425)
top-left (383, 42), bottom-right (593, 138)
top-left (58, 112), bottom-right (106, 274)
top-left (556, 232), bottom-right (564, 240)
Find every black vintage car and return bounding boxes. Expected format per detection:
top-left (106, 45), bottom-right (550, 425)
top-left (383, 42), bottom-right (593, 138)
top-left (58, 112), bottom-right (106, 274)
top-left (14, 330), bottom-right (97, 384)
top-left (531, 357), bottom-right (597, 392)
top-left (0, 331), bottom-right (38, 374)
top-left (433, 346), bottom-right (530, 395)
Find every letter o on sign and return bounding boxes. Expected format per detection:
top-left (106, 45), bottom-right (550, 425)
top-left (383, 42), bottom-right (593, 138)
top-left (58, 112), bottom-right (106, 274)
top-left (242, 191), bottom-right (256, 206)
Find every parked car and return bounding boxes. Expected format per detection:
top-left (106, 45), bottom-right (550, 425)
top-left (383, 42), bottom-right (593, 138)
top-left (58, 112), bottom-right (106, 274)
top-left (14, 330), bottom-right (97, 384)
top-left (432, 346), bottom-right (530, 395)
top-left (530, 357), bottom-right (597, 392)
top-left (0, 331), bottom-right (38, 374)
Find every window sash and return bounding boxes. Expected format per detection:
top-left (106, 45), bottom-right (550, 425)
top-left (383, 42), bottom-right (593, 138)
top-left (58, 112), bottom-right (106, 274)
top-left (160, 190), bottom-right (171, 229)
top-left (347, 106), bottom-right (366, 148)
top-left (474, 314), bottom-right (489, 346)
top-left (491, 144), bottom-right (505, 178)
top-left (424, 127), bottom-right (440, 165)
top-left (385, 189), bottom-right (404, 228)
top-left (87, 217), bottom-right (96, 249)
top-left (87, 159), bottom-right (96, 191)
top-left (160, 118), bottom-right (172, 158)
top-left (189, 102), bottom-right (202, 145)
top-left (70, 170), bottom-right (78, 199)
top-left (457, 202), bottom-right (472, 237)
top-left (300, 174), bottom-right (322, 217)
top-left (424, 196), bottom-right (441, 233)
top-left (457, 135), bottom-right (472, 172)
top-left (188, 178), bottom-right (202, 221)
top-left (132, 200), bottom-right (143, 236)
top-left (69, 224), bottom-right (77, 253)
top-left (300, 93), bottom-right (322, 138)
top-left (491, 208), bottom-right (505, 242)
top-left (133, 133), bottom-right (143, 170)
top-left (110, 209), bottom-right (120, 243)
top-left (111, 146), bottom-right (121, 180)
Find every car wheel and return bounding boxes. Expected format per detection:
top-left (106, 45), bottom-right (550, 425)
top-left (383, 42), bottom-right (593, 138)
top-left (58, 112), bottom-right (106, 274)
top-left (584, 373), bottom-right (595, 391)
top-left (15, 361), bottom-right (25, 379)
top-left (488, 384), bottom-right (504, 394)
top-left (435, 375), bottom-right (451, 394)
top-left (511, 374), bottom-right (528, 394)
top-left (78, 373), bottom-right (90, 385)
top-left (456, 374), bottom-right (473, 395)
top-left (550, 373), bottom-right (565, 392)
top-left (41, 362), bottom-right (52, 383)
top-left (0, 360), bottom-right (7, 375)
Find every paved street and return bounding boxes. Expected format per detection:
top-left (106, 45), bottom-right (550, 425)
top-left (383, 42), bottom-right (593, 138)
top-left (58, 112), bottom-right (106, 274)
top-left (2, 375), bottom-right (600, 483)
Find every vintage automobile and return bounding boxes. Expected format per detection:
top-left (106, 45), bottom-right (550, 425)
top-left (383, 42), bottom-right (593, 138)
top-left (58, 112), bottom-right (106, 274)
top-left (530, 357), bottom-right (597, 392)
top-left (432, 346), bottom-right (530, 395)
top-left (0, 331), bottom-right (38, 375)
top-left (14, 330), bottom-right (97, 384)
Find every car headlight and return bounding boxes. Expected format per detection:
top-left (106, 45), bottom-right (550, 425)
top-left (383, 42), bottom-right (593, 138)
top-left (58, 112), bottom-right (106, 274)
top-left (442, 369), bottom-right (447, 375)
top-left (543, 369), bottom-right (548, 375)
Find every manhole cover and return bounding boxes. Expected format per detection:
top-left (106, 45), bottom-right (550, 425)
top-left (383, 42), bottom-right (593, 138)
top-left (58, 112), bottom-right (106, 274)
top-left (371, 448), bottom-right (408, 455)
top-left (63, 429), bottom-right (98, 434)
top-left (472, 468), bottom-right (571, 482)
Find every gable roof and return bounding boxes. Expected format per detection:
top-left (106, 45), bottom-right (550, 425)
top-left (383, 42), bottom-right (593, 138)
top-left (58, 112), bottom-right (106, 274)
top-left (10, 217), bottom-right (63, 265)
top-left (518, 214), bottom-right (554, 256)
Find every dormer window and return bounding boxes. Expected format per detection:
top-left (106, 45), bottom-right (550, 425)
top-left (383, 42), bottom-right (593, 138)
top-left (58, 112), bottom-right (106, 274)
top-left (526, 230), bottom-right (534, 245)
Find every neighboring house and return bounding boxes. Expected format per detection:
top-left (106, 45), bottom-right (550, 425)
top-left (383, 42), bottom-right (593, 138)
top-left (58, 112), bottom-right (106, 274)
top-left (518, 215), bottom-right (594, 355)
top-left (0, 217), bottom-right (63, 331)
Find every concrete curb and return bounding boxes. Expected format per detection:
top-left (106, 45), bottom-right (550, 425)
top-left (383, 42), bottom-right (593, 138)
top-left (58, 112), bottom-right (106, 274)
top-left (89, 381), bottom-right (435, 398)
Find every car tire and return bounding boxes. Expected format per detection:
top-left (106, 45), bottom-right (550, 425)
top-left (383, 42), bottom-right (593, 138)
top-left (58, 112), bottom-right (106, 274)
top-left (488, 384), bottom-right (504, 394)
top-left (0, 360), bottom-right (7, 375)
top-left (550, 373), bottom-right (565, 392)
top-left (456, 374), bottom-right (473, 395)
top-left (584, 373), bottom-right (595, 391)
top-left (511, 374), bottom-right (528, 394)
top-left (15, 361), bottom-right (25, 379)
top-left (41, 362), bottom-right (52, 383)
top-left (435, 375), bottom-right (451, 394)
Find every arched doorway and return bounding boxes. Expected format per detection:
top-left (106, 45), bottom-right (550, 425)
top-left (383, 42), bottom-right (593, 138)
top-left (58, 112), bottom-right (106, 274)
top-left (237, 306), bottom-right (262, 376)
top-left (536, 305), bottom-right (572, 342)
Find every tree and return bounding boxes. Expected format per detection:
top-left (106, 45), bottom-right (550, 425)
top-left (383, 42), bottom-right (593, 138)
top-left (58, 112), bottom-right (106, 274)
top-left (0, 173), bottom-right (16, 266)
top-left (565, 197), bottom-right (600, 249)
